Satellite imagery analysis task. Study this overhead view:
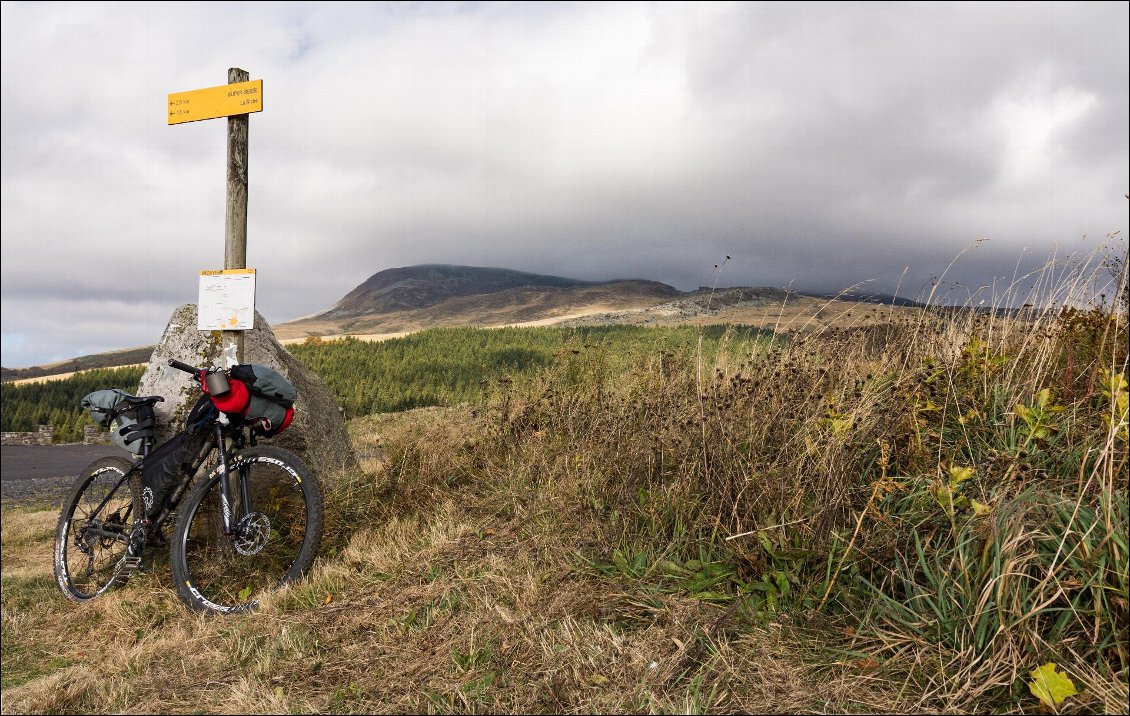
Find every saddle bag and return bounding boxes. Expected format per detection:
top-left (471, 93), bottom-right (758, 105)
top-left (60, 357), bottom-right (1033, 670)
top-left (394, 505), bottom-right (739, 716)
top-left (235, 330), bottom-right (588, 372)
top-left (80, 389), bottom-right (145, 454)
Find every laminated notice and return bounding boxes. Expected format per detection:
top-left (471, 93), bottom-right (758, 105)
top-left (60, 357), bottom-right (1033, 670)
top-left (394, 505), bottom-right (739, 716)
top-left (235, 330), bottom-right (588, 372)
top-left (198, 269), bottom-right (256, 330)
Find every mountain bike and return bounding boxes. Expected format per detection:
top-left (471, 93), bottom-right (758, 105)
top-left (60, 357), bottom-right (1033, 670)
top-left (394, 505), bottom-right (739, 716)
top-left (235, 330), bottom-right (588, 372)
top-left (53, 358), bottom-right (324, 614)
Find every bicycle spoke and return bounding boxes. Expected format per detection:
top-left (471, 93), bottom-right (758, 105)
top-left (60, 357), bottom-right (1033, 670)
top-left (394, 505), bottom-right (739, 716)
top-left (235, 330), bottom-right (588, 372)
top-left (54, 458), bottom-right (140, 601)
top-left (175, 450), bottom-right (319, 613)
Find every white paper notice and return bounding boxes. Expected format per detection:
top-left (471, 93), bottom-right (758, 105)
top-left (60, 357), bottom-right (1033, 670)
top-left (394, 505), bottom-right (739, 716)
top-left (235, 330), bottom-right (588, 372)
top-left (198, 269), bottom-right (256, 330)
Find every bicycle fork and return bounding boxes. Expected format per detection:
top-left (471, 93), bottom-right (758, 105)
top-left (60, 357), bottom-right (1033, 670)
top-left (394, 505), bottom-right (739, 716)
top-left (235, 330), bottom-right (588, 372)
top-left (214, 423), bottom-right (252, 537)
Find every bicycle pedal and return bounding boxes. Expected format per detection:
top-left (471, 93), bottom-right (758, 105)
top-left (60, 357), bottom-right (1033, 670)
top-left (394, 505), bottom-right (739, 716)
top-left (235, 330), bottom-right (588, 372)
top-left (114, 556), bottom-right (143, 578)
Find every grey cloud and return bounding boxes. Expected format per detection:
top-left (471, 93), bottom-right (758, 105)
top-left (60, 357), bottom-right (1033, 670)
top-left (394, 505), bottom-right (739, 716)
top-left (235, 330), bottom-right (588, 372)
top-left (1, 296), bottom-right (176, 367)
top-left (3, 2), bottom-right (1127, 368)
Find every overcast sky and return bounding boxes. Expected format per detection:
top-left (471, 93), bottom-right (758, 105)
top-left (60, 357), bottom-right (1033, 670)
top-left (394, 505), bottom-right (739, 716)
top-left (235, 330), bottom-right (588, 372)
top-left (2, 1), bottom-right (1127, 368)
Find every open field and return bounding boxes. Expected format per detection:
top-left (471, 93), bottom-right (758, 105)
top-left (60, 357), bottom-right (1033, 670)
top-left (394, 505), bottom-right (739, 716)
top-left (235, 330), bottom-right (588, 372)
top-left (1, 348), bottom-right (153, 385)
top-left (8, 364), bottom-right (147, 387)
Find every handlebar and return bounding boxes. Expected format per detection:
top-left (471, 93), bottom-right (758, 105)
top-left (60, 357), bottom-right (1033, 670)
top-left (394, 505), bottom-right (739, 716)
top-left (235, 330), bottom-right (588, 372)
top-left (167, 359), bottom-right (201, 374)
top-left (168, 359), bottom-right (233, 397)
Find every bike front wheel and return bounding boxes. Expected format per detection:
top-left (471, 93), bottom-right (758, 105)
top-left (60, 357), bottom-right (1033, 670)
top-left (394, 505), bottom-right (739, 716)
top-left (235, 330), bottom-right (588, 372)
top-left (54, 456), bottom-right (141, 601)
top-left (169, 446), bottom-right (323, 613)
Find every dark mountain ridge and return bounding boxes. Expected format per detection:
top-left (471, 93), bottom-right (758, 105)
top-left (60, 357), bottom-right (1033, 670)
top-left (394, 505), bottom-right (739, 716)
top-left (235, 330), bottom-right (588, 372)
top-left (319, 264), bottom-right (619, 319)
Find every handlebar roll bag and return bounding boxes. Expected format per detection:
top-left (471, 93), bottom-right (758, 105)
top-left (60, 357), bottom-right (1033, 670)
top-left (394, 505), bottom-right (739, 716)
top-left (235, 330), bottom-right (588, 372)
top-left (208, 364), bottom-right (298, 438)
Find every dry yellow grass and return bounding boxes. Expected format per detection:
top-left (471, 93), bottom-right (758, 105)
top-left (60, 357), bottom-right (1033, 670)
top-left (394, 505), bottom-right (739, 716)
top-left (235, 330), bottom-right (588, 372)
top-left (0, 404), bottom-right (908, 714)
top-left (10, 295), bottom-right (909, 385)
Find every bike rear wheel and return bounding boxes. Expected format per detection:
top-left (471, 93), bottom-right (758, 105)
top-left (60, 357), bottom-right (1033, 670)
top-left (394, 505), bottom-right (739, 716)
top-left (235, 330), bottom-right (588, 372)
top-left (170, 446), bottom-right (323, 613)
top-left (53, 456), bottom-right (141, 601)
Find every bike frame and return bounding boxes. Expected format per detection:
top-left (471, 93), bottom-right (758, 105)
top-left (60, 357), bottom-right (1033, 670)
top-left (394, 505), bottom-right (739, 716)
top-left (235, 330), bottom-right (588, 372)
top-left (78, 419), bottom-right (255, 550)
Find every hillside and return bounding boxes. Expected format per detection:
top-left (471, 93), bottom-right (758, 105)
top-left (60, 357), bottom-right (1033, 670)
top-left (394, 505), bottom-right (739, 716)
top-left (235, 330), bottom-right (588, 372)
top-left (277, 276), bottom-right (681, 339)
top-left (1, 346), bottom-right (154, 384)
top-left (317, 265), bottom-right (602, 320)
top-left (4, 264), bottom-right (924, 377)
top-left (278, 264), bottom-right (682, 339)
top-left (277, 264), bottom-right (926, 342)
top-left (2, 266), bottom-right (679, 378)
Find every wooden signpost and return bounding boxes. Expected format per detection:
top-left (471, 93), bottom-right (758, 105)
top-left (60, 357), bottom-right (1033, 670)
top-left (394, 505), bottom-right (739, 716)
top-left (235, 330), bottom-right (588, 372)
top-left (168, 69), bottom-right (261, 364)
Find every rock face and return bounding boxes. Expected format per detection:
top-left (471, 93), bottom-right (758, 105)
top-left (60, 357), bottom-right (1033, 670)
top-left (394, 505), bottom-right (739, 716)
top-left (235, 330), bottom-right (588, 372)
top-left (138, 304), bottom-right (355, 475)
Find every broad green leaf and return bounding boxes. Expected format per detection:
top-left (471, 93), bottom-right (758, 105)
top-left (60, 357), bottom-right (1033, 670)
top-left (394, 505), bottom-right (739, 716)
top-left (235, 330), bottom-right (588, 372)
top-left (971, 499), bottom-right (992, 517)
top-left (932, 482), bottom-right (955, 515)
top-left (655, 559), bottom-right (691, 577)
top-left (948, 465), bottom-right (975, 486)
top-left (1103, 368), bottom-right (1128, 394)
top-left (1028, 662), bottom-right (1077, 709)
top-left (238, 585), bottom-right (253, 602)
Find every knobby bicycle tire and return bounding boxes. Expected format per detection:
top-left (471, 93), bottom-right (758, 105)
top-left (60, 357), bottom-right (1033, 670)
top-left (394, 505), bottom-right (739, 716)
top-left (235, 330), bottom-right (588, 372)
top-left (54, 456), bottom-right (141, 601)
top-left (169, 446), bottom-right (323, 614)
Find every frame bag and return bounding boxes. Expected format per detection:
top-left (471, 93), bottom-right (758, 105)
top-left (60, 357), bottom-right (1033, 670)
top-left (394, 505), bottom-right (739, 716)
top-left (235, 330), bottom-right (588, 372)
top-left (138, 396), bottom-right (216, 520)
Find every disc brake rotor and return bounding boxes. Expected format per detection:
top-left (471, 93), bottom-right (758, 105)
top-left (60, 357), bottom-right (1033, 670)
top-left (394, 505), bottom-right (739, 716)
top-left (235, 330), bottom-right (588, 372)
top-left (233, 512), bottom-right (271, 556)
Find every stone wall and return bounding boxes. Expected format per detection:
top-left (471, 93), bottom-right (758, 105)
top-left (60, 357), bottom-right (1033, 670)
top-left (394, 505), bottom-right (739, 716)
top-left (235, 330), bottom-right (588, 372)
top-left (1, 425), bottom-right (54, 446)
top-left (83, 425), bottom-right (112, 445)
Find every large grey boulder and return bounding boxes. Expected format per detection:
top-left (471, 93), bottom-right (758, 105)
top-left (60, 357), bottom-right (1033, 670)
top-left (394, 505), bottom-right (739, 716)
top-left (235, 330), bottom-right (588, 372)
top-left (138, 304), bottom-right (355, 475)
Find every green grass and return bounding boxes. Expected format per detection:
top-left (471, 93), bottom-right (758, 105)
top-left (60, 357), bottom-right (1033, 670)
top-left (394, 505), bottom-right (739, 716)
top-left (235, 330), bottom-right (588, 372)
top-left (289, 323), bottom-right (775, 416)
top-left (1, 325), bottom-right (774, 440)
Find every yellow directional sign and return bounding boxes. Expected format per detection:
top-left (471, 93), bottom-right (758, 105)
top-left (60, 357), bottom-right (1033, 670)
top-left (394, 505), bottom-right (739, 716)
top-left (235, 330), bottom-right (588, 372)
top-left (168, 79), bottom-right (263, 125)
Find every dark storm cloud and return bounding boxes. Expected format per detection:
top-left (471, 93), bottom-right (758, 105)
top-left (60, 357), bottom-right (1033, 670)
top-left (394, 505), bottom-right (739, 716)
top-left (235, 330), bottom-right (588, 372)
top-left (2, 2), bottom-right (1127, 367)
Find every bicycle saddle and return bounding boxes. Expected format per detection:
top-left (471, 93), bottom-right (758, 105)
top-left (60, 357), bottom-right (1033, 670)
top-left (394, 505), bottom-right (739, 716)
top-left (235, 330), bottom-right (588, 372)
top-left (114, 393), bottom-right (165, 406)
